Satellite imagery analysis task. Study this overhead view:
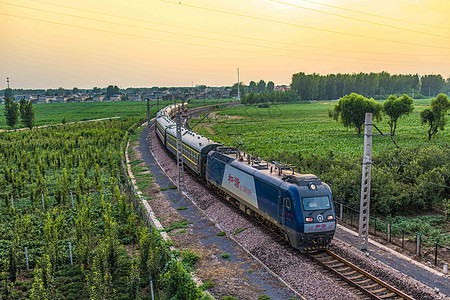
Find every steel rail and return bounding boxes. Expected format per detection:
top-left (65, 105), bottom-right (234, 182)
top-left (307, 249), bottom-right (415, 300)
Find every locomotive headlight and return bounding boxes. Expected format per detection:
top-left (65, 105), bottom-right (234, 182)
top-left (309, 183), bottom-right (316, 190)
top-left (305, 217), bottom-right (314, 222)
top-left (327, 215), bottom-right (334, 220)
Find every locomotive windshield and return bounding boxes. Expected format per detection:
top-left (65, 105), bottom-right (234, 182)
top-left (302, 196), bottom-right (331, 211)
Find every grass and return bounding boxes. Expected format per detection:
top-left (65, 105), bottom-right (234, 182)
top-left (192, 99), bottom-right (449, 159)
top-left (177, 206), bottom-right (188, 210)
top-left (160, 185), bottom-right (178, 191)
top-left (130, 159), bottom-right (143, 166)
top-left (199, 281), bottom-right (217, 291)
top-left (232, 227), bottom-right (248, 235)
top-left (216, 231), bottom-right (226, 237)
top-left (0, 100), bottom-right (169, 129)
top-left (0, 98), bottom-right (236, 129)
top-left (164, 219), bottom-right (190, 232)
top-left (220, 252), bottom-right (230, 260)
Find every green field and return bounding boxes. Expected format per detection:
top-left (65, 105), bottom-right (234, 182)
top-left (0, 98), bottom-right (234, 129)
top-left (191, 98), bottom-right (450, 246)
top-left (195, 98), bottom-right (449, 159)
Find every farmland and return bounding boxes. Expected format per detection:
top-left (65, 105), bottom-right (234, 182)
top-left (191, 99), bottom-right (450, 235)
top-left (0, 98), bottom-right (234, 130)
top-left (0, 116), bottom-right (207, 299)
top-left (194, 99), bottom-right (449, 159)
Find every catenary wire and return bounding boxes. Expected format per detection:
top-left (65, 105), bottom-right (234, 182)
top-left (268, 0), bottom-right (450, 39)
top-left (2, 9), bottom-right (443, 66)
top-left (158, 0), bottom-right (450, 50)
top-left (24, 0), bottom-right (450, 58)
top-left (1, 12), bottom-right (411, 66)
top-left (3, 1), bottom-right (430, 65)
top-left (297, 0), bottom-right (450, 30)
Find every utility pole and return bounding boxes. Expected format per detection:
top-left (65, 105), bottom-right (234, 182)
top-left (237, 68), bottom-right (240, 101)
top-left (147, 97), bottom-right (152, 150)
top-left (358, 113), bottom-right (372, 251)
top-left (146, 97), bottom-right (150, 124)
top-left (175, 112), bottom-right (185, 192)
top-left (7, 77), bottom-right (10, 88)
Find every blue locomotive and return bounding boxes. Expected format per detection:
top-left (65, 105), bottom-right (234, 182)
top-left (156, 104), bottom-right (336, 251)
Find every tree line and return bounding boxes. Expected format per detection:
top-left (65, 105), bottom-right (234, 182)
top-left (290, 72), bottom-right (449, 101)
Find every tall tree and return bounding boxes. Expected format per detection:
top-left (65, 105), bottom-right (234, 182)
top-left (4, 97), bottom-right (19, 130)
top-left (20, 98), bottom-right (35, 130)
top-left (4, 88), bottom-right (13, 99)
top-left (249, 81), bottom-right (257, 93)
top-left (383, 94), bottom-right (414, 135)
top-left (266, 81), bottom-right (275, 93)
top-left (257, 80), bottom-right (266, 93)
top-left (230, 82), bottom-right (245, 98)
top-left (421, 75), bottom-right (445, 97)
top-left (106, 85), bottom-right (120, 96)
top-left (328, 93), bottom-right (382, 134)
top-left (420, 93), bottom-right (450, 140)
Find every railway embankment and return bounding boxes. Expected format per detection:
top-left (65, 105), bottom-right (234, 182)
top-left (147, 116), bottom-right (447, 299)
top-left (127, 123), bottom-right (297, 299)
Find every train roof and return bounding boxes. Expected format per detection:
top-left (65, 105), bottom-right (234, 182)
top-left (210, 148), bottom-right (323, 188)
top-left (156, 114), bottom-right (175, 129)
top-left (166, 125), bottom-right (221, 152)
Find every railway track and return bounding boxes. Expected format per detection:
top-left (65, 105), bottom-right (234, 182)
top-left (307, 249), bottom-right (415, 300)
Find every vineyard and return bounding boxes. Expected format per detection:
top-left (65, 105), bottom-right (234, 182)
top-left (0, 117), bottom-right (207, 299)
top-left (191, 100), bottom-right (450, 242)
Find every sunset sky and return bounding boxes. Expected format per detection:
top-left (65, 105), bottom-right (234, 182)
top-left (0, 0), bottom-right (449, 89)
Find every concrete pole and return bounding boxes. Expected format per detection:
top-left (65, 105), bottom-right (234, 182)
top-left (358, 113), bottom-right (373, 251)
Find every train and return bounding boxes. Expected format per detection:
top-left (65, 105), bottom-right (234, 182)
top-left (155, 103), bottom-right (336, 252)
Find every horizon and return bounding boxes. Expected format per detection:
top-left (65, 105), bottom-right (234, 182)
top-left (1, 0), bottom-right (449, 89)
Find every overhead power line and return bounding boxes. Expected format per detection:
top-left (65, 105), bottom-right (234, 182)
top-left (158, 0), bottom-right (450, 50)
top-left (1, 12), bottom-right (412, 66)
top-left (1, 1), bottom-right (418, 64)
top-left (297, 0), bottom-right (450, 30)
top-left (20, 0), bottom-right (450, 57)
top-left (268, 0), bottom-right (450, 40)
top-left (2, 3), bottom-right (443, 66)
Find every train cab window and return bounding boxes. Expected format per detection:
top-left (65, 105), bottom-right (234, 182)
top-left (302, 196), bottom-right (331, 211)
top-left (285, 198), bottom-right (291, 210)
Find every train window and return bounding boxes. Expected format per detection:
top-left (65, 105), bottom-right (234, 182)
top-left (302, 196), bottom-right (330, 211)
top-left (285, 198), bottom-right (291, 210)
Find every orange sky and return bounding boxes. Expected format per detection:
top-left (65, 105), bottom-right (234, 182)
top-left (0, 0), bottom-right (449, 88)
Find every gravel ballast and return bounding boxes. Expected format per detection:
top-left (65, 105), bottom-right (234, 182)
top-left (150, 124), bottom-right (446, 300)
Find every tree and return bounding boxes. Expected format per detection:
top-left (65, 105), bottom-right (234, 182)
top-left (266, 81), bottom-right (275, 93)
top-left (249, 81), bottom-right (257, 93)
top-left (72, 87), bottom-right (79, 94)
top-left (56, 87), bottom-right (65, 96)
top-left (19, 98), bottom-right (35, 130)
top-left (329, 93), bottom-right (382, 134)
top-left (421, 75), bottom-right (445, 97)
top-left (230, 82), bottom-right (245, 98)
top-left (420, 93), bottom-right (450, 140)
top-left (106, 85), bottom-right (120, 96)
top-left (4, 97), bottom-right (19, 129)
top-left (383, 94), bottom-right (414, 135)
top-left (257, 80), bottom-right (266, 93)
top-left (4, 88), bottom-right (13, 99)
